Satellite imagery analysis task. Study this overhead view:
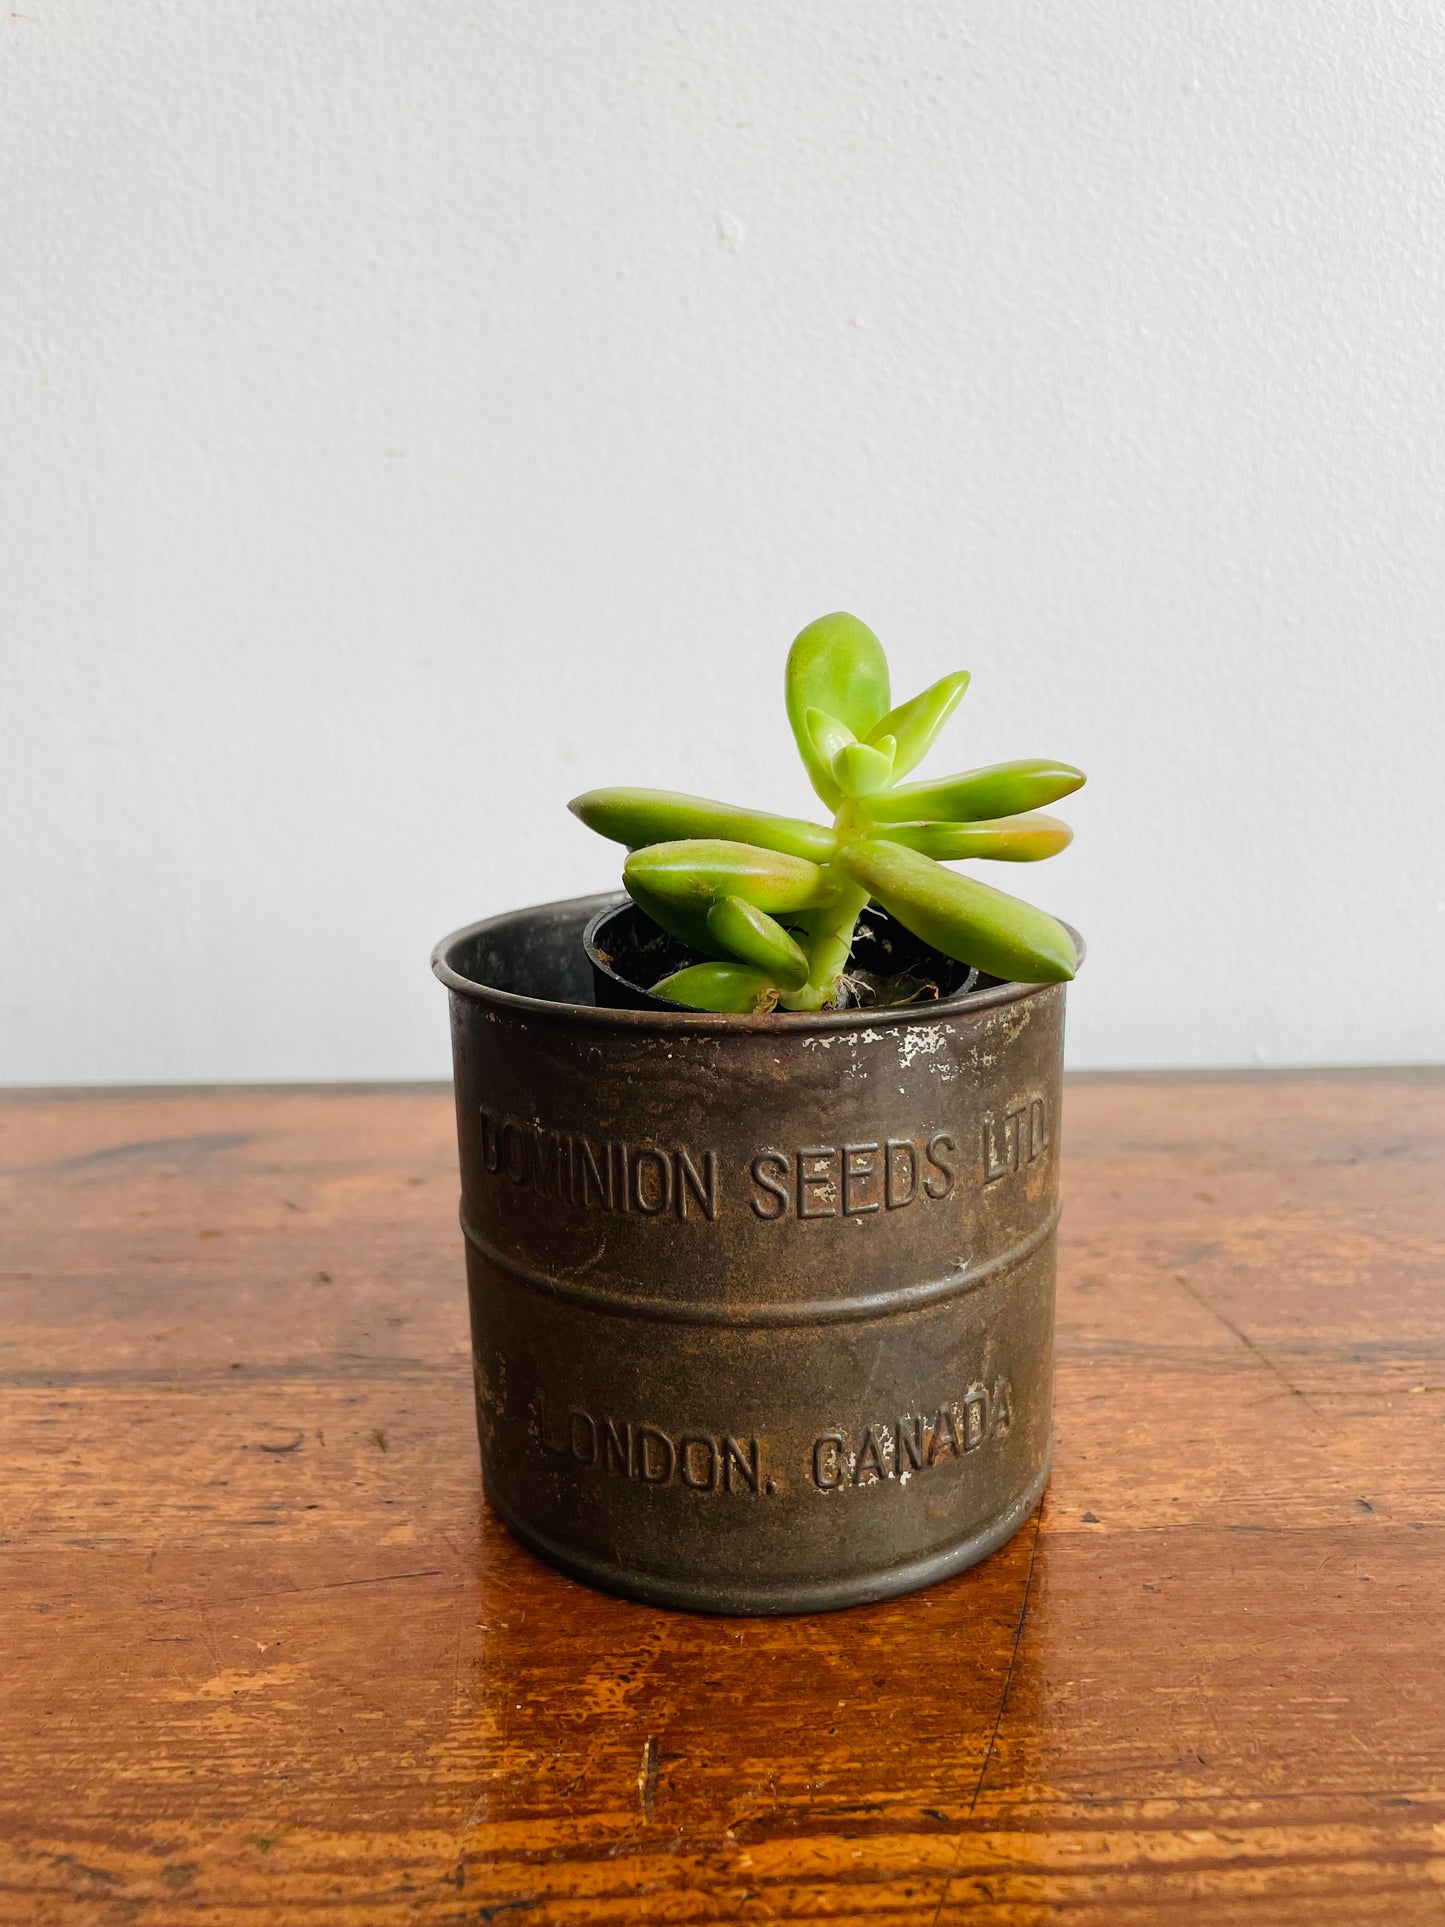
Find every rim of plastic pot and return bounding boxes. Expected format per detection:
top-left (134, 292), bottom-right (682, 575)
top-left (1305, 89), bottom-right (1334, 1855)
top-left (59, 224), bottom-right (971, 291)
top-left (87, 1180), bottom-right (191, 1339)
top-left (433, 891), bottom-right (1085, 1035)
top-left (581, 896), bottom-right (986, 1014)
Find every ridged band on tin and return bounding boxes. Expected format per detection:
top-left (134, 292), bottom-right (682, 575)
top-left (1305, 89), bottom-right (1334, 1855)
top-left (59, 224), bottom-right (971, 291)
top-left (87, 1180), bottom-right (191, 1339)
top-left (459, 1199), bottom-right (1061, 1326)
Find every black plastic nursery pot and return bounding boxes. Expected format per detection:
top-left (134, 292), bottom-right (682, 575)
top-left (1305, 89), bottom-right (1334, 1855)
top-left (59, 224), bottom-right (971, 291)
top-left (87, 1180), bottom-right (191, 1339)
top-left (432, 892), bottom-right (1079, 1616)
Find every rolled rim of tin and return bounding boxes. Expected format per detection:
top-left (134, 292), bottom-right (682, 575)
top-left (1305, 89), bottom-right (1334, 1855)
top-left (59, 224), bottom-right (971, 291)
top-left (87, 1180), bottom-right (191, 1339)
top-left (481, 1453), bottom-right (1054, 1617)
top-left (433, 891), bottom-right (1084, 1033)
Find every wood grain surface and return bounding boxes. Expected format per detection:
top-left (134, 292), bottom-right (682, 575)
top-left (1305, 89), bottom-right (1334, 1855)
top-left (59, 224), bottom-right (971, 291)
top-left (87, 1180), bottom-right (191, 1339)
top-left (1, 1074), bottom-right (1442, 1925)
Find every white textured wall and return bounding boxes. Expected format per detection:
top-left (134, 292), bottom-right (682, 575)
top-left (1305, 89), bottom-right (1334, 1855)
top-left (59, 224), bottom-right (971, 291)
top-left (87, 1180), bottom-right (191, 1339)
top-left (3, 2), bottom-right (1443, 1083)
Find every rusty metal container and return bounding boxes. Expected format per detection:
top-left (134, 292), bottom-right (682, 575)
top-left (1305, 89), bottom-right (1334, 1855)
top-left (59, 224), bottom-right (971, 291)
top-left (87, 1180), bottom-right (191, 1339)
top-left (433, 892), bottom-right (1076, 1615)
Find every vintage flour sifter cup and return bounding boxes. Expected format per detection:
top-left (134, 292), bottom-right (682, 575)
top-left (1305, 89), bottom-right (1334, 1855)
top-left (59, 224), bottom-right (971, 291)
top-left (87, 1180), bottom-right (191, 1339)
top-left (433, 891), bottom-right (1077, 1615)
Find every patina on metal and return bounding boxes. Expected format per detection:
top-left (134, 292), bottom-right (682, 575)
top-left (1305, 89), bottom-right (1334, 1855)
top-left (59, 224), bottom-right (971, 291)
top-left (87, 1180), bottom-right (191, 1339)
top-left (433, 892), bottom-right (1078, 1615)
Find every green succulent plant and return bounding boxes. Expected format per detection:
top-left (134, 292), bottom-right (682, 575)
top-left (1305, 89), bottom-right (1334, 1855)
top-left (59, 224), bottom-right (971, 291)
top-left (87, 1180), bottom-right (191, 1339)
top-left (570, 612), bottom-right (1084, 1013)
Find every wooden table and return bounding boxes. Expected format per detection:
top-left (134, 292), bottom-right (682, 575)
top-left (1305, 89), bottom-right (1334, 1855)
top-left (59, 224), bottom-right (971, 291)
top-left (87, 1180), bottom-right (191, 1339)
top-left (2, 1075), bottom-right (1442, 1925)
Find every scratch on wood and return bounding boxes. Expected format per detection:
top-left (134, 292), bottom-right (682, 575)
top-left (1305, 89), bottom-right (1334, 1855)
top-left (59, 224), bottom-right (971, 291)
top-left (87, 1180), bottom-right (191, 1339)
top-left (926, 1502), bottom-right (1045, 1927)
top-left (225, 1569), bottom-right (443, 1606)
top-left (637, 1735), bottom-right (659, 1822)
top-left (968, 1505), bottom-right (1042, 1817)
top-left (1173, 1272), bottom-right (1323, 1419)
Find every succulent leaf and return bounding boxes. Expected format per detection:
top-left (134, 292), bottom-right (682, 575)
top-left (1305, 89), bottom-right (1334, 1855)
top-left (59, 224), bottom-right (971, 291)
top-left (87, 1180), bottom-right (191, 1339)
top-left (840, 838), bottom-right (1076, 983)
top-left (804, 707), bottom-right (857, 775)
top-left (869, 758), bottom-right (1086, 824)
top-left (866, 672), bottom-right (970, 777)
top-left (622, 879), bottom-right (728, 958)
top-left (832, 738), bottom-right (895, 799)
top-left (706, 897), bottom-right (810, 989)
top-left (625, 839), bottom-right (841, 914)
top-left (569, 787), bottom-right (835, 862)
top-left (650, 962), bottom-right (780, 1013)
top-left (881, 812), bottom-right (1073, 862)
top-left (786, 614), bottom-right (891, 805)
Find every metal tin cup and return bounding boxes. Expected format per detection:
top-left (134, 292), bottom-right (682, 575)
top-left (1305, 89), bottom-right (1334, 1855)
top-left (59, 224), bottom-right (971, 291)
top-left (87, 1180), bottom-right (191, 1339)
top-left (433, 893), bottom-right (1077, 1616)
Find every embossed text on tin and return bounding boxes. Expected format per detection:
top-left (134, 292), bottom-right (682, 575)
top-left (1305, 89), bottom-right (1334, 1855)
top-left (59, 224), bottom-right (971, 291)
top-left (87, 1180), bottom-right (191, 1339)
top-left (983, 1097), bottom-right (1049, 1183)
top-left (478, 1111), bottom-right (719, 1219)
top-left (811, 1378), bottom-right (1014, 1491)
top-left (476, 1111), bottom-right (959, 1222)
top-left (535, 1395), bottom-right (773, 1496)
